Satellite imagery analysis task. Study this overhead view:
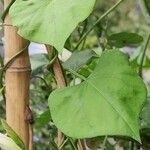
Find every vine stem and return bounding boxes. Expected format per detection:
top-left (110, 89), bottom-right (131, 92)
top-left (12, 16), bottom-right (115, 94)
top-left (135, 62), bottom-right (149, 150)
top-left (139, 33), bottom-right (150, 77)
top-left (74, 0), bottom-right (125, 49)
top-left (0, 54), bottom-right (5, 101)
top-left (102, 136), bottom-right (107, 150)
top-left (69, 69), bottom-right (86, 81)
top-left (1, 0), bottom-right (16, 21)
top-left (77, 140), bottom-right (86, 150)
top-left (45, 45), bottom-right (66, 147)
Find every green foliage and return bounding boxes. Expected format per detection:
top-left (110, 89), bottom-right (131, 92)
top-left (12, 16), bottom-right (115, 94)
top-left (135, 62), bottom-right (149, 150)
top-left (30, 54), bottom-right (48, 71)
top-left (63, 49), bottom-right (97, 71)
top-left (30, 54), bottom-right (49, 76)
top-left (107, 32), bottom-right (143, 48)
top-left (0, 0), bottom-right (149, 149)
top-left (139, 0), bottom-right (150, 23)
top-left (0, 87), bottom-right (3, 94)
top-left (49, 50), bottom-right (146, 142)
top-left (144, 0), bottom-right (150, 15)
top-left (130, 47), bottom-right (150, 69)
top-left (1, 119), bottom-right (25, 150)
top-left (0, 133), bottom-right (22, 150)
top-left (9, 0), bottom-right (96, 52)
top-left (36, 110), bottom-right (51, 128)
top-left (140, 98), bottom-right (150, 130)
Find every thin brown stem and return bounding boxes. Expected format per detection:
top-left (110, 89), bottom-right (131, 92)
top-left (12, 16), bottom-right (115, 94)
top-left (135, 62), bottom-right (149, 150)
top-left (77, 140), bottom-right (87, 150)
top-left (46, 45), bottom-right (66, 147)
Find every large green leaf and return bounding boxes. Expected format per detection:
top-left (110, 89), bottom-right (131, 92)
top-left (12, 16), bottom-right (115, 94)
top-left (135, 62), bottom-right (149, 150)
top-left (9, 0), bottom-right (96, 52)
top-left (48, 50), bottom-right (147, 142)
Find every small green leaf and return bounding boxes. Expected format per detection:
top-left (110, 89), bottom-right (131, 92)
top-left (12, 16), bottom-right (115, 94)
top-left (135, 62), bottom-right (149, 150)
top-left (49, 50), bottom-right (146, 142)
top-left (63, 49), bottom-right (96, 71)
top-left (30, 54), bottom-right (48, 75)
top-left (1, 119), bottom-right (25, 150)
top-left (108, 32), bottom-right (143, 48)
top-left (0, 133), bottom-right (22, 150)
top-left (130, 47), bottom-right (150, 69)
top-left (9, 0), bottom-right (96, 52)
top-left (36, 110), bottom-right (51, 128)
top-left (139, 0), bottom-right (150, 23)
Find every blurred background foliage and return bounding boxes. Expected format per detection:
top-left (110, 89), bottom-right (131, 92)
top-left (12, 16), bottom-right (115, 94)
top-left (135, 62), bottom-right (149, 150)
top-left (0, 0), bottom-right (150, 149)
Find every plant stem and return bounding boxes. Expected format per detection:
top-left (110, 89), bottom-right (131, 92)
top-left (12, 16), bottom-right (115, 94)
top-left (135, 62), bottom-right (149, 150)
top-left (68, 138), bottom-right (78, 150)
top-left (68, 69), bottom-right (86, 81)
top-left (1, 0), bottom-right (16, 21)
top-left (3, 46), bottom-right (27, 70)
top-left (139, 33), bottom-right (150, 77)
top-left (32, 75), bottom-right (51, 90)
top-left (77, 140), bottom-right (86, 150)
top-left (46, 45), bottom-right (66, 147)
top-left (0, 47), bottom-right (26, 102)
top-left (0, 54), bottom-right (5, 101)
top-left (130, 141), bottom-right (134, 150)
top-left (59, 138), bottom-right (68, 150)
top-left (102, 136), bottom-right (107, 150)
top-left (74, 0), bottom-right (125, 49)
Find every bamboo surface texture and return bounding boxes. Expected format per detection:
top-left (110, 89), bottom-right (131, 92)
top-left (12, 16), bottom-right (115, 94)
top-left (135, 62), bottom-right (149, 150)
top-left (4, 0), bottom-right (31, 149)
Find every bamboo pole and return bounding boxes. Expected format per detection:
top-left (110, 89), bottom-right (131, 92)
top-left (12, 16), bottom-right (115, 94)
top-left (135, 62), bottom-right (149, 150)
top-left (4, 0), bottom-right (31, 149)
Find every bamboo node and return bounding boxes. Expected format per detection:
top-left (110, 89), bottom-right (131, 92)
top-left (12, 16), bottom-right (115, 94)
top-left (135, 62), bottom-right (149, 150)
top-left (6, 66), bottom-right (31, 72)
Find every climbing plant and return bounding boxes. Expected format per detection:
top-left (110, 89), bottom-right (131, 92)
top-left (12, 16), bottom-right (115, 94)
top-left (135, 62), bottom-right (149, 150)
top-left (0, 0), bottom-right (150, 149)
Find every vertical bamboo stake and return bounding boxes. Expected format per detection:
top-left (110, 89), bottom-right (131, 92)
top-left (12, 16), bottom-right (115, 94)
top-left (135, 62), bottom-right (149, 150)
top-left (4, 0), bottom-right (31, 149)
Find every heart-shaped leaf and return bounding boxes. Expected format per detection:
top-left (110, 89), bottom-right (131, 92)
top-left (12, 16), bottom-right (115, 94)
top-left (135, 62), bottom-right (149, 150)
top-left (48, 50), bottom-right (147, 142)
top-left (9, 0), bottom-right (96, 52)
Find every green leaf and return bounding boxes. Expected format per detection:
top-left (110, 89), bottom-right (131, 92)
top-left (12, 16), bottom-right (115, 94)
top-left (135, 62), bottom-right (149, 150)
top-left (63, 49), bottom-right (96, 71)
top-left (36, 110), bottom-right (51, 128)
top-left (139, 0), bottom-right (150, 23)
top-left (0, 87), bottom-right (4, 94)
top-left (30, 54), bottom-right (49, 75)
top-left (108, 32), bottom-right (143, 48)
top-left (48, 50), bottom-right (146, 142)
top-left (130, 47), bottom-right (150, 69)
top-left (9, 0), bottom-right (96, 52)
top-left (140, 98), bottom-right (150, 130)
top-left (144, 0), bottom-right (150, 15)
top-left (1, 119), bottom-right (25, 150)
top-left (0, 133), bottom-right (22, 150)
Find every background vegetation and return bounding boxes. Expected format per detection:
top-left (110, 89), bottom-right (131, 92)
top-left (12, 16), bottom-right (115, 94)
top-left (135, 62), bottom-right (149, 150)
top-left (0, 0), bottom-right (150, 149)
